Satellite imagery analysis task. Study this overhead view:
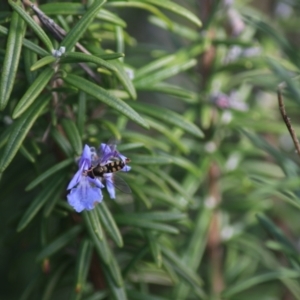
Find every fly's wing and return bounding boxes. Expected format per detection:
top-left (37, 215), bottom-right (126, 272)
top-left (113, 174), bottom-right (131, 194)
top-left (98, 138), bottom-right (121, 164)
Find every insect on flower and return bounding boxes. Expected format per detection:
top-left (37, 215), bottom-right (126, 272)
top-left (66, 140), bottom-right (131, 212)
top-left (87, 141), bottom-right (132, 199)
top-left (86, 156), bottom-right (130, 178)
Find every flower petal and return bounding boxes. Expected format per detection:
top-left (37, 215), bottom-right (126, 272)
top-left (67, 188), bottom-right (86, 212)
top-left (104, 174), bottom-right (116, 199)
top-left (87, 176), bottom-right (104, 188)
top-left (67, 177), bottom-right (103, 212)
top-left (100, 143), bottom-right (110, 155)
top-left (78, 144), bottom-right (92, 168)
top-left (121, 165), bottom-right (131, 172)
top-left (67, 168), bottom-right (82, 190)
top-left (100, 143), bottom-right (119, 163)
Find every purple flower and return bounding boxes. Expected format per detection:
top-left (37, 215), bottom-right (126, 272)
top-left (210, 91), bottom-right (248, 112)
top-left (67, 145), bottom-right (104, 212)
top-left (103, 174), bottom-right (116, 199)
top-left (99, 143), bottom-right (119, 163)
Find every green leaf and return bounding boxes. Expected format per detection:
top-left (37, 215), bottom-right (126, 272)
top-left (134, 59), bottom-right (197, 87)
top-left (101, 120), bottom-right (122, 140)
top-left (102, 264), bottom-right (128, 300)
top-left (130, 102), bottom-right (204, 138)
top-left (24, 47), bottom-right (38, 84)
top-left (160, 245), bottom-right (203, 288)
top-left (62, 52), bottom-right (136, 98)
top-left (83, 210), bottom-right (111, 265)
top-left (161, 153), bottom-right (201, 177)
top-left (133, 166), bottom-right (171, 195)
top-left (142, 187), bottom-right (185, 210)
top-left (0, 126), bottom-right (10, 150)
top-left (51, 127), bottom-right (73, 157)
top-left (97, 9), bottom-right (127, 27)
top-left (61, 0), bottom-right (106, 51)
top-left (163, 258), bottom-right (179, 284)
top-left (256, 214), bottom-right (298, 255)
top-left (36, 225), bottom-right (82, 261)
top-left (134, 55), bottom-right (176, 80)
top-left (40, 3), bottom-right (86, 15)
top-left (131, 185), bottom-right (152, 209)
top-left (0, 10), bottom-right (26, 110)
top-left (97, 52), bottom-right (125, 60)
top-left (0, 95), bottom-right (50, 173)
top-left (43, 182), bottom-right (66, 218)
top-left (273, 190), bottom-right (300, 211)
top-left (41, 262), bottom-right (70, 300)
top-left (85, 209), bottom-right (103, 240)
top-left (77, 91), bottom-right (86, 137)
top-left (61, 119), bottom-right (82, 155)
top-left (30, 55), bottom-right (56, 71)
top-left (122, 131), bottom-right (169, 151)
top-left (127, 290), bottom-right (168, 300)
top-left (12, 67), bottom-right (54, 119)
top-left (61, 52), bottom-right (117, 70)
top-left (114, 215), bottom-right (179, 234)
top-left (73, 239), bottom-right (93, 295)
top-left (115, 25), bottom-right (124, 58)
top-left (140, 0), bottom-right (202, 27)
top-left (153, 169), bottom-right (194, 204)
top-left (244, 15), bottom-right (297, 65)
top-left (122, 245), bottom-right (149, 277)
top-left (63, 74), bottom-right (148, 128)
top-left (25, 158), bottom-right (73, 191)
top-left (174, 206), bottom-right (213, 299)
top-left (141, 117), bottom-right (189, 153)
top-left (108, 60), bottom-right (136, 99)
top-left (267, 57), bottom-right (300, 105)
top-left (138, 82), bottom-right (197, 103)
top-left (121, 212), bottom-right (186, 222)
top-left (131, 154), bottom-right (173, 165)
top-left (149, 15), bottom-right (199, 41)
top-left (146, 231), bottom-right (162, 268)
top-left (222, 270), bottom-right (300, 298)
top-left (0, 24), bottom-right (73, 57)
top-left (96, 204), bottom-right (123, 248)
top-left (19, 277), bottom-right (39, 300)
top-left (17, 176), bottom-right (64, 232)
top-left (23, 39), bottom-right (49, 57)
top-left (20, 145), bottom-right (35, 163)
top-left (8, 0), bottom-right (53, 52)
top-left (105, 254), bottom-right (124, 287)
top-left (40, 3), bottom-right (126, 27)
top-left (107, 1), bottom-right (173, 29)
top-left (281, 278), bottom-right (300, 300)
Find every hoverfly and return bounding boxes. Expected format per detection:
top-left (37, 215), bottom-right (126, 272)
top-left (84, 140), bottom-right (131, 194)
top-left (86, 158), bottom-right (131, 178)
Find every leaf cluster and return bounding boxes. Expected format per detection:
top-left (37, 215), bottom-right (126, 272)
top-left (1, 0), bottom-right (300, 300)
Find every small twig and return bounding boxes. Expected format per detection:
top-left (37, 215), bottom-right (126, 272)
top-left (277, 87), bottom-right (300, 158)
top-left (22, 0), bottom-right (102, 83)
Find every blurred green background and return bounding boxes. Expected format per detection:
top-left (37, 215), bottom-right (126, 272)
top-left (1, 0), bottom-right (300, 299)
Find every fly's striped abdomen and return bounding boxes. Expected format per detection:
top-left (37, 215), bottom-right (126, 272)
top-left (105, 160), bottom-right (125, 173)
top-left (87, 160), bottom-right (125, 178)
